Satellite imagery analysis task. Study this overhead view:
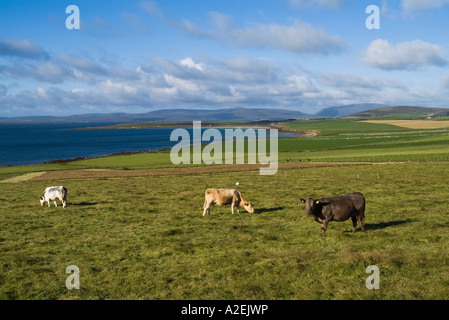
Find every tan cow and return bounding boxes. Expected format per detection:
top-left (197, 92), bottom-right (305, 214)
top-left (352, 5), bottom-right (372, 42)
top-left (203, 188), bottom-right (255, 216)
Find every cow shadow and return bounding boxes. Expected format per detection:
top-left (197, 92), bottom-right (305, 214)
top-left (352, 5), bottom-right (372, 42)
top-left (364, 219), bottom-right (413, 231)
top-left (255, 206), bottom-right (284, 214)
top-left (71, 202), bottom-right (98, 207)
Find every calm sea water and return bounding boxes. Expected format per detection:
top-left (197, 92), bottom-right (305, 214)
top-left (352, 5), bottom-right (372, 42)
top-left (0, 123), bottom-right (296, 167)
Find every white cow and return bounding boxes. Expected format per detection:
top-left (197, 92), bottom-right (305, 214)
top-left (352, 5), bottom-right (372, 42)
top-left (40, 186), bottom-right (67, 208)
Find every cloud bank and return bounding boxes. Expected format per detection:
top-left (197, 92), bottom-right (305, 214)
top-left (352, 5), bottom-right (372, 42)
top-left (363, 39), bottom-right (448, 70)
top-left (180, 12), bottom-right (346, 55)
top-left (401, 0), bottom-right (449, 13)
top-left (289, 0), bottom-right (345, 9)
top-left (2, 37), bottom-right (446, 117)
top-left (0, 38), bottom-right (49, 59)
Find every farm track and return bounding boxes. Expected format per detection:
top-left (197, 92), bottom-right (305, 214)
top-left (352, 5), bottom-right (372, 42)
top-left (29, 162), bottom-right (385, 181)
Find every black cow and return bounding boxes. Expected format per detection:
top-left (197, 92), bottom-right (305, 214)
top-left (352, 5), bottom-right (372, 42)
top-left (300, 192), bottom-right (365, 236)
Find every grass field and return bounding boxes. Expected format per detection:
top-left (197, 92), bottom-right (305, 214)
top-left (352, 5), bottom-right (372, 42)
top-left (1, 118), bottom-right (449, 300)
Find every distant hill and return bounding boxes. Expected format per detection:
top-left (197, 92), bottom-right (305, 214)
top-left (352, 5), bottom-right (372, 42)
top-left (0, 108), bottom-right (312, 123)
top-left (345, 106), bottom-right (449, 119)
top-left (315, 103), bottom-right (389, 118)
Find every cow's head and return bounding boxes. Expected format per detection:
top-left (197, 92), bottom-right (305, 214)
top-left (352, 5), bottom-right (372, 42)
top-left (300, 198), bottom-right (321, 215)
top-left (39, 196), bottom-right (45, 206)
top-left (243, 201), bottom-right (255, 214)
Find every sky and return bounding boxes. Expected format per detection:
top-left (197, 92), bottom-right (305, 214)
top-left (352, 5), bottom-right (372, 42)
top-left (1, 0), bottom-right (449, 117)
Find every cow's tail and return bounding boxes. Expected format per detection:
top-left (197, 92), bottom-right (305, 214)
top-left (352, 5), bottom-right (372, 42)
top-left (203, 189), bottom-right (209, 209)
top-left (360, 202), bottom-right (365, 225)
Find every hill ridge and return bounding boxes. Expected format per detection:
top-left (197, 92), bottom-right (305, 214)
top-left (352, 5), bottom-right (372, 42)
top-left (0, 107), bottom-right (311, 123)
top-left (345, 106), bottom-right (449, 119)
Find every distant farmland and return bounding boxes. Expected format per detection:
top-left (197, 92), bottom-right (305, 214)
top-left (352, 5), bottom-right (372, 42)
top-left (362, 120), bottom-right (449, 129)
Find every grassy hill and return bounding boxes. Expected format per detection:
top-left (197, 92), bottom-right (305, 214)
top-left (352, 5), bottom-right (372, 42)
top-left (345, 106), bottom-right (449, 119)
top-left (315, 103), bottom-right (389, 118)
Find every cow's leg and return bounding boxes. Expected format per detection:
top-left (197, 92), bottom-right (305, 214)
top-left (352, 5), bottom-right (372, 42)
top-left (203, 204), bottom-right (210, 216)
top-left (47, 200), bottom-right (51, 207)
top-left (231, 202), bottom-right (235, 214)
top-left (358, 214), bottom-right (365, 232)
top-left (351, 216), bottom-right (357, 233)
top-left (59, 196), bottom-right (66, 208)
top-left (320, 223), bottom-right (327, 236)
top-left (54, 200), bottom-right (58, 207)
top-left (203, 200), bottom-right (207, 216)
top-left (321, 217), bottom-right (332, 236)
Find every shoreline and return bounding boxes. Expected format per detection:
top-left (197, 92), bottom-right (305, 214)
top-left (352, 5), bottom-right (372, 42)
top-left (78, 121), bottom-right (288, 131)
top-left (1, 123), bottom-right (311, 168)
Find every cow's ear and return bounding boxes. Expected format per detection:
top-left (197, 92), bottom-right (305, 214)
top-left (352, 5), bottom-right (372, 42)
top-left (300, 198), bottom-right (306, 203)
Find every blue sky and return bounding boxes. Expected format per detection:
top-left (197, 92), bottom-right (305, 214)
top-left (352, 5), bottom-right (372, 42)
top-left (1, 0), bottom-right (449, 117)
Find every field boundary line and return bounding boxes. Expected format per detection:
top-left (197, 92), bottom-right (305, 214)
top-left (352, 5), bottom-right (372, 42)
top-left (29, 162), bottom-right (391, 181)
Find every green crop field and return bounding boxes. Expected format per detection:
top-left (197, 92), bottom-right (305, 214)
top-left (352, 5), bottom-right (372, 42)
top-left (1, 118), bottom-right (449, 300)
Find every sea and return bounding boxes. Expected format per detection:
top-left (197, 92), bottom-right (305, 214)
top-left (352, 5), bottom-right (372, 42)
top-left (0, 123), bottom-right (296, 167)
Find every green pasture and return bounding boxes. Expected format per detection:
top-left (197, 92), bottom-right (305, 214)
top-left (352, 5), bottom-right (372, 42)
top-left (1, 118), bottom-right (449, 300)
top-left (281, 119), bottom-right (410, 134)
top-left (1, 162), bottom-right (449, 299)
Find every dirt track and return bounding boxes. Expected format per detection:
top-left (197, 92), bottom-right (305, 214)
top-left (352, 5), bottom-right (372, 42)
top-left (29, 162), bottom-right (378, 181)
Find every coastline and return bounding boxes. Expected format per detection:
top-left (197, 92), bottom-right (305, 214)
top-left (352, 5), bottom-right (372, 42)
top-left (1, 122), bottom-right (310, 168)
top-left (77, 120), bottom-right (315, 137)
top-left (44, 124), bottom-right (305, 165)
top-left (79, 121), bottom-right (279, 131)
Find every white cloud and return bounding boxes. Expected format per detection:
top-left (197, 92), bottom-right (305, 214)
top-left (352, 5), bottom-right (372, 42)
top-left (402, 0), bottom-right (449, 13)
top-left (164, 74), bottom-right (202, 93)
top-left (99, 80), bottom-right (138, 95)
top-left (2, 47), bottom-right (449, 116)
top-left (57, 53), bottom-right (108, 76)
top-left (180, 13), bottom-right (346, 55)
top-left (0, 60), bottom-right (70, 84)
top-left (0, 50), bottom-right (141, 87)
top-left (0, 38), bottom-right (49, 59)
top-left (180, 57), bottom-right (204, 71)
top-left (289, 0), bottom-right (344, 9)
top-left (320, 72), bottom-right (402, 89)
top-left (140, 0), bottom-right (162, 16)
top-left (287, 75), bottom-right (316, 92)
top-left (363, 39), bottom-right (448, 70)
